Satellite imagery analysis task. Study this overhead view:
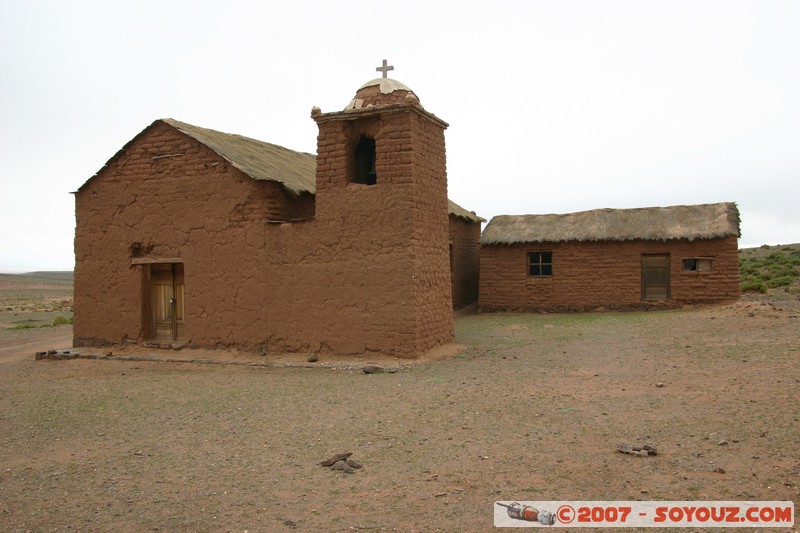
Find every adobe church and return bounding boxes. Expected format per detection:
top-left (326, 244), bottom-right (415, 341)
top-left (73, 64), bottom-right (483, 357)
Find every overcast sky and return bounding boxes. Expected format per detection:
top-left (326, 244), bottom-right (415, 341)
top-left (1, 0), bottom-right (798, 272)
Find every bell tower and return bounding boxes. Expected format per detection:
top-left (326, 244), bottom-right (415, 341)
top-left (308, 62), bottom-right (453, 356)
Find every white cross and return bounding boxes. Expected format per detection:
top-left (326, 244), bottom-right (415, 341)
top-left (376, 59), bottom-right (394, 78)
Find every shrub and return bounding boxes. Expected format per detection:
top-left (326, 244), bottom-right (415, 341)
top-left (766, 252), bottom-right (785, 262)
top-left (740, 266), bottom-right (759, 276)
top-left (740, 280), bottom-right (767, 293)
top-left (766, 263), bottom-right (798, 277)
top-left (767, 276), bottom-right (794, 288)
top-left (53, 315), bottom-right (70, 326)
top-left (739, 248), bottom-right (800, 293)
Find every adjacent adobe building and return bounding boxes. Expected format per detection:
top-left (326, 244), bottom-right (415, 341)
top-left (73, 72), bottom-right (482, 357)
top-left (479, 202), bottom-right (740, 312)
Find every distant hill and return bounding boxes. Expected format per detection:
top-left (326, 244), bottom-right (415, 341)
top-left (22, 271), bottom-right (74, 281)
top-left (0, 271), bottom-right (74, 286)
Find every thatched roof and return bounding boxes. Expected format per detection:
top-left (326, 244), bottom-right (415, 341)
top-left (480, 202), bottom-right (740, 245)
top-left (80, 118), bottom-right (481, 221)
top-left (448, 199), bottom-right (485, 223)
top-left (162, 119), bottom-right (317, 196)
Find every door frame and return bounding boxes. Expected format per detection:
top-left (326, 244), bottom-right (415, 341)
top-left (641, 253), bottom-right (671, 301)
top-left (136, 260), bottom-right (185, 342)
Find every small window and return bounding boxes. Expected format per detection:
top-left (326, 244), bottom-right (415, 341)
top-left (528, 251), bottom-right (553, 277)
top-left (683, 258), bottom-right (712, 272)
top-left (353, 136), bottom-right (377, 185)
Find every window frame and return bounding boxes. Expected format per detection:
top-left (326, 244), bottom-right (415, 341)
top-left (682, 257), bottom-right (713, 272)
top-left (527, 251), bottom-right (553, 277)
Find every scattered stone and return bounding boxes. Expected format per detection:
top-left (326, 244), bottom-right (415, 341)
top-left (434, 492), bottom-right (447, 497)
top-left (283, 519), bottom-right (297, 527)
top-left (34, 349), bottom-right (82, 361)
top-left (320, 452), bottom-right (352, 466)
top-left (331, 460), bottom-right (355, 474)
top-left (718, 439), bottom-right (729, 446)
top-left (714, 466), bottom-right (726, 474)
top-left (362, 365), bottom-right (384, 374)
top-left (655, 382), bottom-right (665, 388)
top-left (617, 442), bottom-right (658, 457)
top-left (307, 354), bottom-right (319, 363)
top-left (642, 444), bottom-right (658, 455)
top-left (320, 452), bottom-right (362, 474)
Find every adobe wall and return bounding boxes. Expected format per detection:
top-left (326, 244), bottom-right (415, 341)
top-left (408, 112), bottom-right (453, 351)
top-left (74, 122), bottom-right (282, 348)
top-left (449, 216), bottom-right (481, 309)
top-left (260, 108), bottom-right (453, 357)
top-left (479, 236), bottom-right (740, 312)
top-left (75, 107), bottom-right (455, 357)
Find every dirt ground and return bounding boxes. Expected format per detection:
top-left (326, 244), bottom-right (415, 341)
top-left (1, 294), bottom-right (799, 532)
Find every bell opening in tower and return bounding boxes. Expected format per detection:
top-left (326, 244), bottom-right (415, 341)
top-left (353, 135), bottom-right (377, 185)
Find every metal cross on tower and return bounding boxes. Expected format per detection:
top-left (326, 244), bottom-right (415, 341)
top-left (376, 59), bottom-right (394, 78)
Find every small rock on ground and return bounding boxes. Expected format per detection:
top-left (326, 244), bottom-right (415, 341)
top-left (320, 452), bottom-right (352, 467)
top-left (331, 460), bottom-right (355, 473)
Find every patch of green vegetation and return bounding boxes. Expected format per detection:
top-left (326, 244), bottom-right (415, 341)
top-left (739, 247), bottom-right (800, 293)
top-left (11, 322), bottom-right (51, 330)
top-left (52, 315), bottom-right (74, 326)
top-left (739, 280), bottom-right (766, 293)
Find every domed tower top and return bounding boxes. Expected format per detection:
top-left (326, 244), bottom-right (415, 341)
top-left (344, 60), bottom-right (423, 111)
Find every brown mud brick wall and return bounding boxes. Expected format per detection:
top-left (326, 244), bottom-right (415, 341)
top-left (75, 100), bottom-right (458, 357)
top-left (479, 236), bottom-right (740, 312)
top-left (74, 122), bottom-right (288, 349)
top-left (268, 107), bottom-right (453, 357)
top-left (449, 215), bottom-right (481, 308)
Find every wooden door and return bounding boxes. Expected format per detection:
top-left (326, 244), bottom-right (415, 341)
top-left (150, 263), bottom-right (185, 341)
top-left (642, 254), bottom-right (670, 301)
